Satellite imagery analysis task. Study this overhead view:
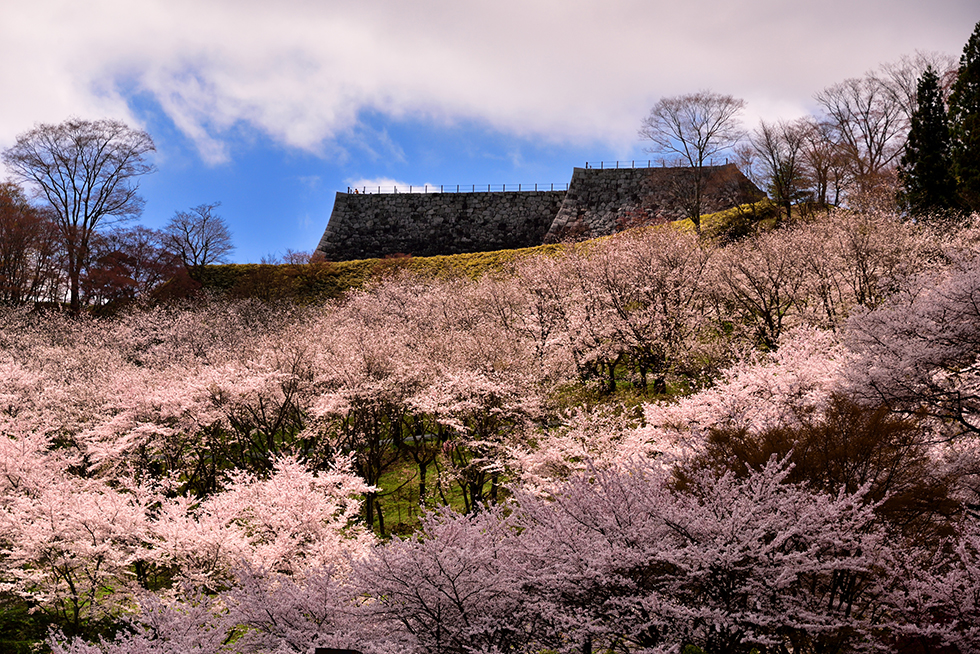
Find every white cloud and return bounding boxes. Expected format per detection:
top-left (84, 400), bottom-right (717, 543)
top-left (1, 0), bottom-right (975, 162)
top-left (345, 177), bottom-right (442, 194)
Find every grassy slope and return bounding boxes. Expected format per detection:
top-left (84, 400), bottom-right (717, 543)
top-left (197, 200), bottom-right (777, 302)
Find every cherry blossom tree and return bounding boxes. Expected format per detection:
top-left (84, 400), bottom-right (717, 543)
top-left (152, 455), bottom-right (374, 588)
top-left (8, 204), bottom-right (980, 653)
top-left (480, 261), bottom-right (575, 386)
top-left (303, 290), bottom-right (429, 533)
top-left (409, 368), bottom-right (532, 513)
top-left (890, 519), bottom-right (980, 652)
top-left (0, 472), bottom-right (160, 639)
top-left (516, 457), bottom-right (894, 654)
top-left (630, 327), bottom-right (852, 465)
top-left (586, 229), bottom-right (715, 392)
top-left (0, 302), bottom-right (382, 642)
top-left (713, 227), bottom-right (810, 350)
top-left (356, 505), bottom-right (548, 654)
top-left (507, 230), bottom-right (717, 395)
top-left (846, 252), bottom-right (980, 437)
top-left (47, 589), bottom-right (230, 654)
top-left (222, 565), bottom-right (392, 654)
top-left (505, 403), bottom-right (641, 495)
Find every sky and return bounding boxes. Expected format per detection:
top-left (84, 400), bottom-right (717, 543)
top-left (0, 1), bottom-right (976, 263)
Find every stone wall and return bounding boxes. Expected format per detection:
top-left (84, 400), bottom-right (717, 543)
top-left (543, 164), bottom-right (765, 242)
top-left (314, 164), bottom-right (763, 261)
top-left (315, 190), bottom-right (565, 261)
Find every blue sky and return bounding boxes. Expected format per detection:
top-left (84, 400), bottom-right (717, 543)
top-left (1, 1), bottom-right (976, 262)
top-left (134, 107), bottom-right (612, 262)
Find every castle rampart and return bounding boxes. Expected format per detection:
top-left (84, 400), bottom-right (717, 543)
top-left (544, 163), bottom-right (762, 242)
top-left (315, 163), bottom-right (763, 261)
top-left (315, 190), bottom-right (565, 261)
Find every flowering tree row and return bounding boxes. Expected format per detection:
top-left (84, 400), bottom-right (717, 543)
top-left (46, 451), bottom-right (980, 654)
top-left (4, 208), bottom-right (980, 650)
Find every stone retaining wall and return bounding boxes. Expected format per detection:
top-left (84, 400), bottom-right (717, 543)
top-left (315, 190), bottom-right (565, 261)
top-left (315, 165), bottom-right (763, 261)
top-left (543, 164), bottom-right (764, 242)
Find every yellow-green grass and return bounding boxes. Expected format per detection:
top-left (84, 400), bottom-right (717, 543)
top-left (198, 201), bottom-right (775, 302)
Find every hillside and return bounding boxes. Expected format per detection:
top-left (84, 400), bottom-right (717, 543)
top-left (6, 203), bottom-right (980, 654)
top-left (197, 199), bottom-right (778, 302)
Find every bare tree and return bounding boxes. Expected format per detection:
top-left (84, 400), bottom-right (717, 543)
top-left (876, 50), bottom-right (959, 122)
top-left (751, 119), bottom-right (809, 221)
top-left (1, 118), bottom-right (155, 313)
top-left (815, 76), bottom-right (906, 203)
top-left (0, 182), bottom-right (63, 306)
top-left (797, 117), bottom-right (851, 211)
top-left (639, 91), bottom-right (746, 233)
top-left (82, 225), bottom-right (180, 306)
top-left (164, 202), bottom-right (234, 278)
top-left (259, 249), bottom-right (316, 265)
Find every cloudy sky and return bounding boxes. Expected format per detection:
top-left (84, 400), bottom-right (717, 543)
top-left (1, 1), bottom-right (975, 262)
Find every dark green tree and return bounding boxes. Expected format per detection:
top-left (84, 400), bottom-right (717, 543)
top-left (898, 66), bottom-right (956, 215)
top-left (949, 20), bottom-right (980, 211)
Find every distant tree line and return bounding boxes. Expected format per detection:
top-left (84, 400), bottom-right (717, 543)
top-left (641, 21), bottom-right (980, 223)
top-left (0, 119), bottom-right (236, 312)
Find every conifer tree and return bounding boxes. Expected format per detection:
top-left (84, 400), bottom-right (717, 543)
top-left (898, 66), bottom-right (956, 215)
top-left (949, 20), bottom-right (980, 211)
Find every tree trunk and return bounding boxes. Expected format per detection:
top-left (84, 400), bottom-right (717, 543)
top-left (375, 500), bottom-right (385, 536)
top-left (365, 492), bottom-right (376, 532)
top-left (69, 259), bottom-right (81, 314)
top-left (418, 461), bottom-right (427, 505)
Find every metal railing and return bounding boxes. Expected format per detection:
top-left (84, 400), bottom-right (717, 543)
top-left (584, 158), bottom-right (731, 169)
top-left (344, 158), bottom-right (736, 194)
top-left (347, 182), bottom-right (569, 195)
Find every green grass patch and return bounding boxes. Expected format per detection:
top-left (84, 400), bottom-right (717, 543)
top-left (0, 593), bottom-right (56, 654)
top-left (372, 452), bottom-right (473, 537)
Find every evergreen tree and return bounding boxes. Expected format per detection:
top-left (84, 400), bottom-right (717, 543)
top-left (949, 20), bottom-right (980, 212)
top-left (899, 66), bottom-right (956, 215)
